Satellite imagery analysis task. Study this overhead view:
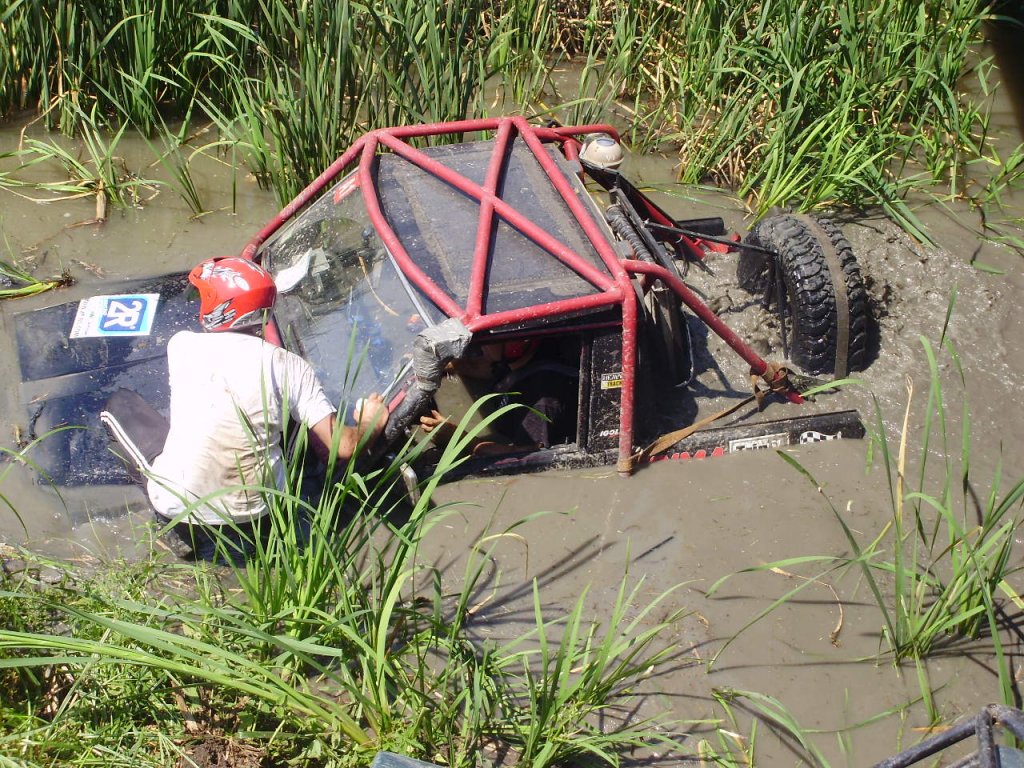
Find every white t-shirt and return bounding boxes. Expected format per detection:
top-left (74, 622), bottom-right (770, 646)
top-left (147, 330), bottom-right (335, 525)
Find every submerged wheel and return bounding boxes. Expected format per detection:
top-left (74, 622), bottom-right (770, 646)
top-left (644, 284), bottom-right (692, 387)
top-left (736, 214), bottom-right (870, 376)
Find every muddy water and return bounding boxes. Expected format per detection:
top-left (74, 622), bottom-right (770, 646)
top-left (421, 444), bottom-right (976, 766)
top-left (409, 187), bottom-right (1024, 763)
top-left (2, 60), bottom-right (1024, 764)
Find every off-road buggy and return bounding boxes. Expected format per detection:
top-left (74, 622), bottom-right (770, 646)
top-left (14, 116), bottom-right (871, 487)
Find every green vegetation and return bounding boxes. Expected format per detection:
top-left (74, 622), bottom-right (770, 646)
top-left (1, 0), bottom-right (1020, 232)
top-left (0, 228), bottom-right (72, 301)
top-left (0, 423), bottom-right (688, 767)
top-left (6, 103), bottom-right (158, 220)
top-left (0, 259), bottom-right (71, 300)
top-left (1, 2), bottom-right (1022, 762)
top-left (6, 357), bottom-right (1009, 765)
top-left (860, 343), bottom-right (1024, 666)
top-left (709, 323), bottom-right (1024, 721)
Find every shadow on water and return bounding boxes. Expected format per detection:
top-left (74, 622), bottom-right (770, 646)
top-left (988, 4), bottom-right (1024, 138)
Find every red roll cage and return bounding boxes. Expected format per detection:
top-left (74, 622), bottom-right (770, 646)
top-left (242, 116), bottom-right (799, 474)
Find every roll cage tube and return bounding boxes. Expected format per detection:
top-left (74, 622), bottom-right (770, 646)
top-left (242, 117), bottom-right (641, 474)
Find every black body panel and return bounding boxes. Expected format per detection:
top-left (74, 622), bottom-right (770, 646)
top-left (14, 275), bottom-right (199, 486)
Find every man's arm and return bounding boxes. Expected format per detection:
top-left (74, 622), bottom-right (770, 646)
top-left (309, 393), bottom-right (388, 464)
top-left (419, 409), bottom-right (530, 457)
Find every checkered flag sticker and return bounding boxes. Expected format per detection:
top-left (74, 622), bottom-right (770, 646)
top-left (799, 430), bottom-right (841, 444)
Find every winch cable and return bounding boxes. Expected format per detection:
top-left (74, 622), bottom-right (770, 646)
top-left (629, 218), bottom-right (714, 275)
top-left (646, 221), bottom-right (772, 260)
top-left (793, 214), bottom-right (851, 378)
top-left (669, 222), bottom-right (787, 366)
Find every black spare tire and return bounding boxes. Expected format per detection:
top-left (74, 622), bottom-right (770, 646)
top-left (737, 214), bottom-right (870, 376)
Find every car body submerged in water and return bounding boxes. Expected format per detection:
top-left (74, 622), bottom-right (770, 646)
top-left (14, 117), bottom-right (871, 488)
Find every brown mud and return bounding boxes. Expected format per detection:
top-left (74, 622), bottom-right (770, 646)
top-left (1, 63), bottom-right (1023, 764)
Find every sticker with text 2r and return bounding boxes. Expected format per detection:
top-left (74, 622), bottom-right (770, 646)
top-left (70, 294), bottom-right (160, 338)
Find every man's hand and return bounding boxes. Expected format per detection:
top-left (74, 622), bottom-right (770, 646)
top-left (419, 409), bottom-right (456, 446)
top-left (419, 410), bottom-right (523, 456)
top-left (353, 393), bottom-right (388, 441)
top-left (311, 394), bottom-right (389, 465)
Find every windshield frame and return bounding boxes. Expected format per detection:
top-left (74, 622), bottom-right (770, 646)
top-left (256, 170), bottom-right (436, 403)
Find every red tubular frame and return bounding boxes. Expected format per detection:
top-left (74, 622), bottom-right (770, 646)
top-left (623, 260), bottom-right (803, 405)
top-left (373, 130), bottom-right (619, 297)
top-left (240, 117), bottom-right (791, 474)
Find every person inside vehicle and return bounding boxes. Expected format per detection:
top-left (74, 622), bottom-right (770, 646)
top-left (143, 256), bottom-right (389, 560)
top-left (418, 338), bottom-right (578, 457)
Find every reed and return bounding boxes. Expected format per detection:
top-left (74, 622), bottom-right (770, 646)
top-left (143, 118), bottom-right (206, 217)
top-left (843, 314), bottom-right (1023, 665)
top-left (486, 0), bottom-right (559, 111)
top-left (203, 3), bottom-right (366, 200)
top-left (8, 102), bottom-right (159, 218)
top-left (0, 226), bottom-right (73, 301)
top-left (362, 0), bottom-right (491, 132)
top-left (493, 574), bottom-right (686, 765)
top-left (693, 688), bottom-right (918, 768)
top-left (652, 0), bottom-right (993, 237)
top-left (709, 328), bottom-right (1024, 686)
top-left (0, 259), bottom-right (72, 301)
top-left (2, 0), bottom-right (1013, 223)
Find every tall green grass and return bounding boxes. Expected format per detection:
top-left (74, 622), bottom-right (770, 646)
top-left (0, 418), bottom-right (687, 766)
top-left (2, 0), bottom-right (1016, 222)
top-left (363, 0), bottom-right (492, 132)
top-left (189, 6), bottom-right (366, 200)
top-left (645, 0), bottom-right (995, 237)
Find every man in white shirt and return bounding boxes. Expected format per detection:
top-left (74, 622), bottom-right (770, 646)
top-left (145, 256), bottom-right (387, 559)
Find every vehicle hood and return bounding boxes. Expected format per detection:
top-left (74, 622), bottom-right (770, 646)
top-left (13, 275), bottom-right (198, 486)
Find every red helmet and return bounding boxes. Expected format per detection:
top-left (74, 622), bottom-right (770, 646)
top-left (188, 257), bottom-right (277, 332)
top-left (501, 339), bottom-right (538, 362)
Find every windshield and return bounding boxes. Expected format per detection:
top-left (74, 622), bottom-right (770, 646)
top-left (257, 173), bottom-right (434, 404)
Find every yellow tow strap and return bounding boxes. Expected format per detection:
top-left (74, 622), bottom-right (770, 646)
top-left (630, 363), bottom-right (796, 468)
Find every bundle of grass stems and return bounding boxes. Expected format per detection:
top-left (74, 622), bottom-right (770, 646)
top-left (0, 259), bottom-right (72, 299)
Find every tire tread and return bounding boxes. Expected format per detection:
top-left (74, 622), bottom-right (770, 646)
top-left (737, 214), bottom-right (870, 375)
